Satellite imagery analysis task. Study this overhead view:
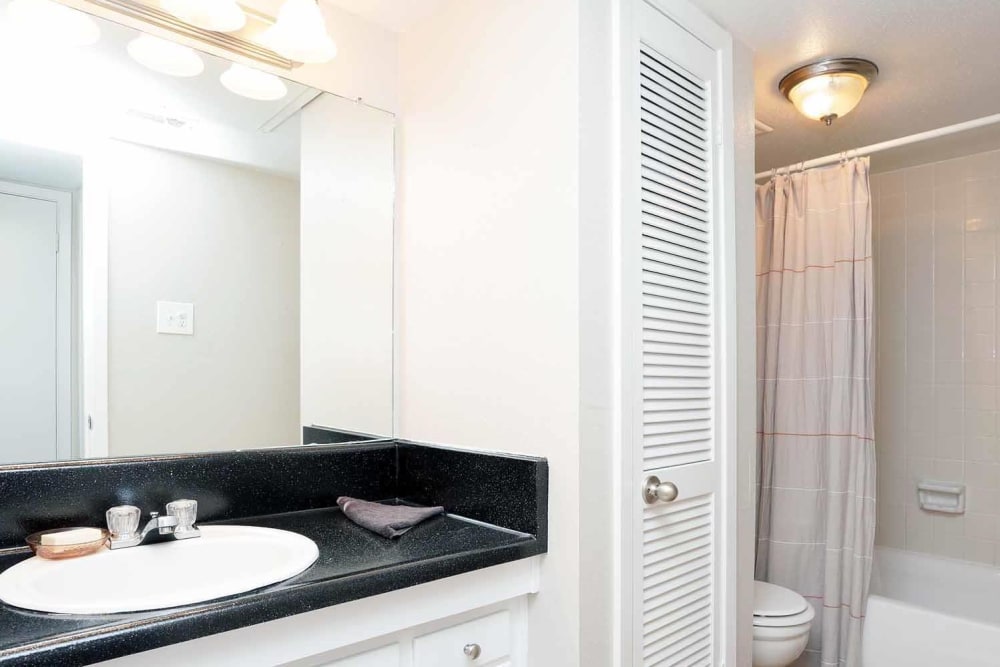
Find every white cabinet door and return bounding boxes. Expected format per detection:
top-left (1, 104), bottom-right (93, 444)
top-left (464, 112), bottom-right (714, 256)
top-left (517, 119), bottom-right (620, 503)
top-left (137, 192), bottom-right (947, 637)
top-left (413, 610), bottom-right (511, 667)
top-left (620, 0), bottom-right (737, 664)
top-left (317, 643), bottom-right (400, 667)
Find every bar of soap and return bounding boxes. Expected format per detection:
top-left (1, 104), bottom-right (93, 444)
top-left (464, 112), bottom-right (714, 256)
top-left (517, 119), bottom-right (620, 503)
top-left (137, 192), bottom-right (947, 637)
top-left (39, 528), bottom-right (104, 546)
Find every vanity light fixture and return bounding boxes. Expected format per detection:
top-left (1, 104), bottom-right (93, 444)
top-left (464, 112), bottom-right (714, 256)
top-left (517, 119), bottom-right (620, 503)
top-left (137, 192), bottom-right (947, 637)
top-left (85, 0), bottom-right (294, 70)
top-left (7, 0), bottom-right (100, 47)
top-left (779, 58), bottom-right (878, 126)
top-left (220, 63), bottom-right (288, 101)
top-left (160, 0), bottom-right (246, 33)
top-left (260, 0), bottom-right (337, 64)
top-left (127, 33), bottom-right (204, 77)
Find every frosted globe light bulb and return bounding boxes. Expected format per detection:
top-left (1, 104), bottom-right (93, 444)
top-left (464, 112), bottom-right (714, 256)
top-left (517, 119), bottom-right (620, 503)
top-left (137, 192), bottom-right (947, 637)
top-left (127, 34), bottom-right (205, 78)
top-left (220, 63), bottom-right (288, 101)
top-left (261, 0), bottom-right (337, 64)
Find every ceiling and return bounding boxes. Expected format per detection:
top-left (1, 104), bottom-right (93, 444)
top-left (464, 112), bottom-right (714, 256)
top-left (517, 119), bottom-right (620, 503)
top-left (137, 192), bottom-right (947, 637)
top-left (690, 0), bottom-right (1000, 172)
top-left (322, 0), bottom-right (448, 33)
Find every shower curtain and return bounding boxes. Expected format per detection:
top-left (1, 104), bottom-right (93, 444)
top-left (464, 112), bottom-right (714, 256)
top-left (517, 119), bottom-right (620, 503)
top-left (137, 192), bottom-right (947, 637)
top-left (755, 158), bottom-right (876, 667)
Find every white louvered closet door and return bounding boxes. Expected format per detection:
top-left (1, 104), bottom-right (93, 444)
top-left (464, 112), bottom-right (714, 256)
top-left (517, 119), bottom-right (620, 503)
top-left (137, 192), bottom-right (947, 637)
top-left (623, 2), bottom-right (729, 665)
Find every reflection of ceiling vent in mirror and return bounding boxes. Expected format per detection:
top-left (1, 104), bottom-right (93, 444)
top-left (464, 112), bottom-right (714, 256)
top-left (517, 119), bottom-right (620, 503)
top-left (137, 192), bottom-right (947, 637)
top-left (125, 108), bottom-right (195, 130)
top-left (755, 119), bottom-right (774, 136)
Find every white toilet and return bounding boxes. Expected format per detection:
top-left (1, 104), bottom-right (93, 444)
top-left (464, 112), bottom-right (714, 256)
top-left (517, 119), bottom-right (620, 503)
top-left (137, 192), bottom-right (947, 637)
top-left (752, 581), bottom-right (815, 667)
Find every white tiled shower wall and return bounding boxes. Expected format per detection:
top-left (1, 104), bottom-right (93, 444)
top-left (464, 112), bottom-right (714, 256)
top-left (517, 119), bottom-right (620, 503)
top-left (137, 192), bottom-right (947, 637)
top-left (873, 148), bottom-right (1000, 564)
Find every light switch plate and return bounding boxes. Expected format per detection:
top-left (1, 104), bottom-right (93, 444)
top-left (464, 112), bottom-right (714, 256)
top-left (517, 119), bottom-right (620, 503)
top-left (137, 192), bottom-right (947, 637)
top-left (156, 301), bottom-right (194, 335)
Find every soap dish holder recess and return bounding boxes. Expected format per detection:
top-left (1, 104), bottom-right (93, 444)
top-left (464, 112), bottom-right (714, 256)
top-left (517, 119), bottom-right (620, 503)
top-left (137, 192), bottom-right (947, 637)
top-left (917, 480), bottom-right (966, 514)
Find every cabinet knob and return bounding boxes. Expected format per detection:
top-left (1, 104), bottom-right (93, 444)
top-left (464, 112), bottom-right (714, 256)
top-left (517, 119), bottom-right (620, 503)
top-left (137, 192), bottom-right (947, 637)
top-left (463, 643), bottom-right (482, 659)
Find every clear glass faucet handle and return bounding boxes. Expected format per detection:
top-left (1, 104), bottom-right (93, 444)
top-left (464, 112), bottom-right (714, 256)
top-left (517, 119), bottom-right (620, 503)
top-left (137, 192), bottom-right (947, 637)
top-left (166, 499), bottom-right (198, 529)
top-left (106, 505), bottom-right (141, 538)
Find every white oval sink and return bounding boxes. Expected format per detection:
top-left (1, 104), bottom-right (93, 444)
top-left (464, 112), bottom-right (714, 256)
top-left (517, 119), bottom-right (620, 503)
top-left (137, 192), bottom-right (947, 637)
top-left (0, 525), bottom-right (319, 614)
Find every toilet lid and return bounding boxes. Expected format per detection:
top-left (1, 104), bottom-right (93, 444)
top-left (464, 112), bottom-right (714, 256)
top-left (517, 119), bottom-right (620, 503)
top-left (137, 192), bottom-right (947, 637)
top-left (753, 605), bottom-right (815, 628)
top-left (753, 581), bottom-right (808, 617)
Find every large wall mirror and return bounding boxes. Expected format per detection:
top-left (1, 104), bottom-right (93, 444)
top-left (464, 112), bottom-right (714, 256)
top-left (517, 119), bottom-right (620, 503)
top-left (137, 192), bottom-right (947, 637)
top-left (0, 0), bottom-right (394, 465)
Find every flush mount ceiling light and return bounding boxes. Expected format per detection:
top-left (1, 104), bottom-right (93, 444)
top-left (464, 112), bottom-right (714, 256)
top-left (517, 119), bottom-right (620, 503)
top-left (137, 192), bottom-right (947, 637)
top-left (220, 63), bottom-right (288, 101)
top-left (127, 33), bottom-right (204, 77)
top-left (779, 58), bottom-right (878, 126)
top-left (7, 0), bottom-right (100, 47)
top-left (260, 0), bottom-right (337, 64)
top-left (160, 0), bottom-right (246, 33)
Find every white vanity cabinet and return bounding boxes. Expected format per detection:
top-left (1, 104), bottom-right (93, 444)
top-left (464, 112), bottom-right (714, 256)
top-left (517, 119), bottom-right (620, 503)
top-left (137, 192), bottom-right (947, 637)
top-left (98, 559), bottom-right (536, 667)
top-left (412, 609), bottom-right (512, 666)
top-left (312, 606), bottom-right (519, 667)
top-left (317, 644), bottom-right (400, 667)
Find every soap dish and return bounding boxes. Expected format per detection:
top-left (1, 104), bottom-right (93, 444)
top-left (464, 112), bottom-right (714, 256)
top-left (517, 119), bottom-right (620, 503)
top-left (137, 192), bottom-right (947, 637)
top-left (25, 529), bottom-right (109, 560)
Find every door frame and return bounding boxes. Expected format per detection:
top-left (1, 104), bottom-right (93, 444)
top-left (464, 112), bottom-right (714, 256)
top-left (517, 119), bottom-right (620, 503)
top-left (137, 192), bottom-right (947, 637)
top-left (611, 0), bottom-right (743, 664)
top-left (0, 180), bottom-right (74, 460)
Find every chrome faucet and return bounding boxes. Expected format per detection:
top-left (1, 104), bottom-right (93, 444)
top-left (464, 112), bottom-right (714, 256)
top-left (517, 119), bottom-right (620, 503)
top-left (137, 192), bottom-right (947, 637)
top-left (106, 499), bottom-right (201, 549)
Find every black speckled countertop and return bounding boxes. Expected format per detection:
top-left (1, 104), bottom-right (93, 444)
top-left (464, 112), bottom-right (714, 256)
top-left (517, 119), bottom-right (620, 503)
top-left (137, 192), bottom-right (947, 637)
top-left (0, 441), bottom-right (547, 666)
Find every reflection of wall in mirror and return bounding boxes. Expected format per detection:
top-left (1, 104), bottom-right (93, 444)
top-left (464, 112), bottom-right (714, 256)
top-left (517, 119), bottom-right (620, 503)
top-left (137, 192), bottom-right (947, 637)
top-left (300, 95), bottom-right (394, 437)
top-left (107, 140), bottom-right (300, 456)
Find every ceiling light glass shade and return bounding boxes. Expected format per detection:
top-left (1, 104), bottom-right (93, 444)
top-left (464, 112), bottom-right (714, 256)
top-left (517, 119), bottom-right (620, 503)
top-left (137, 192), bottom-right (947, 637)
top-left (220, 63), bottom-right (288, 101)
top-left (261, 0), bottom-right (337, 64)
top-left (7, 0), bottom-right (100, 47)
top-left (161, 0), bottom-right (246, 33)
top-left (787, 73), bottom-right (869, 123)
top-left (127, 34), bottom-right (205, 77)
top-left (779, 58), bottom-right (878, 125)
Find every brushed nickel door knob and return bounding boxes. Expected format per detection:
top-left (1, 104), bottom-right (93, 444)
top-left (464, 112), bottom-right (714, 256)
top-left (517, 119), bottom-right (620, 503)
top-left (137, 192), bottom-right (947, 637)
top-left (643, 475), bottom-right (679, 504)
top-left (463, 643), bottom-right (482, 659)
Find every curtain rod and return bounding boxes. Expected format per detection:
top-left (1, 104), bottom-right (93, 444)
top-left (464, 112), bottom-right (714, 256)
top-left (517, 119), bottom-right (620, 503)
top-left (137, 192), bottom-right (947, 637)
top-left (754, 112), bottom-right (1000, 181)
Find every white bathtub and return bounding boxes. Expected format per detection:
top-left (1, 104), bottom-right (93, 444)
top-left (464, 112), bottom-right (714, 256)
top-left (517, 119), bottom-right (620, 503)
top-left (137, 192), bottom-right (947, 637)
top-left (863, 547), bottom-right (1000, 666)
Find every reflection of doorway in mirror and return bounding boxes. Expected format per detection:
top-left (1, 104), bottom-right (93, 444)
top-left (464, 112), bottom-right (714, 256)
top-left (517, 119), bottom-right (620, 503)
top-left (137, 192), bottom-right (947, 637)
top-left (0, 181), bottom-right (74, 464)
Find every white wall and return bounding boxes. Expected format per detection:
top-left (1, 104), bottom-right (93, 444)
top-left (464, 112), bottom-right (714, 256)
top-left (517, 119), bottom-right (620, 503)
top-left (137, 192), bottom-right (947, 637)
top-left (300, 95), bottom-right (394, 437)
top-left (732, 38), bottom-right (757, 666)
top-left (107, 141), bottom-right (300, 456)
top-left (578, 0), bottom-right (614, 662)
top-left (872, 149), bottom-right (1000, 565)
top-left (396, 1), bottom-right (581, 664)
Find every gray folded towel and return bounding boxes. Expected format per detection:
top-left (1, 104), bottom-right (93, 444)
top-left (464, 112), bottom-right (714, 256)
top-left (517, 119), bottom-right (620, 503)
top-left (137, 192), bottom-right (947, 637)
top-left (337, 497), bottom-right (444, 538)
